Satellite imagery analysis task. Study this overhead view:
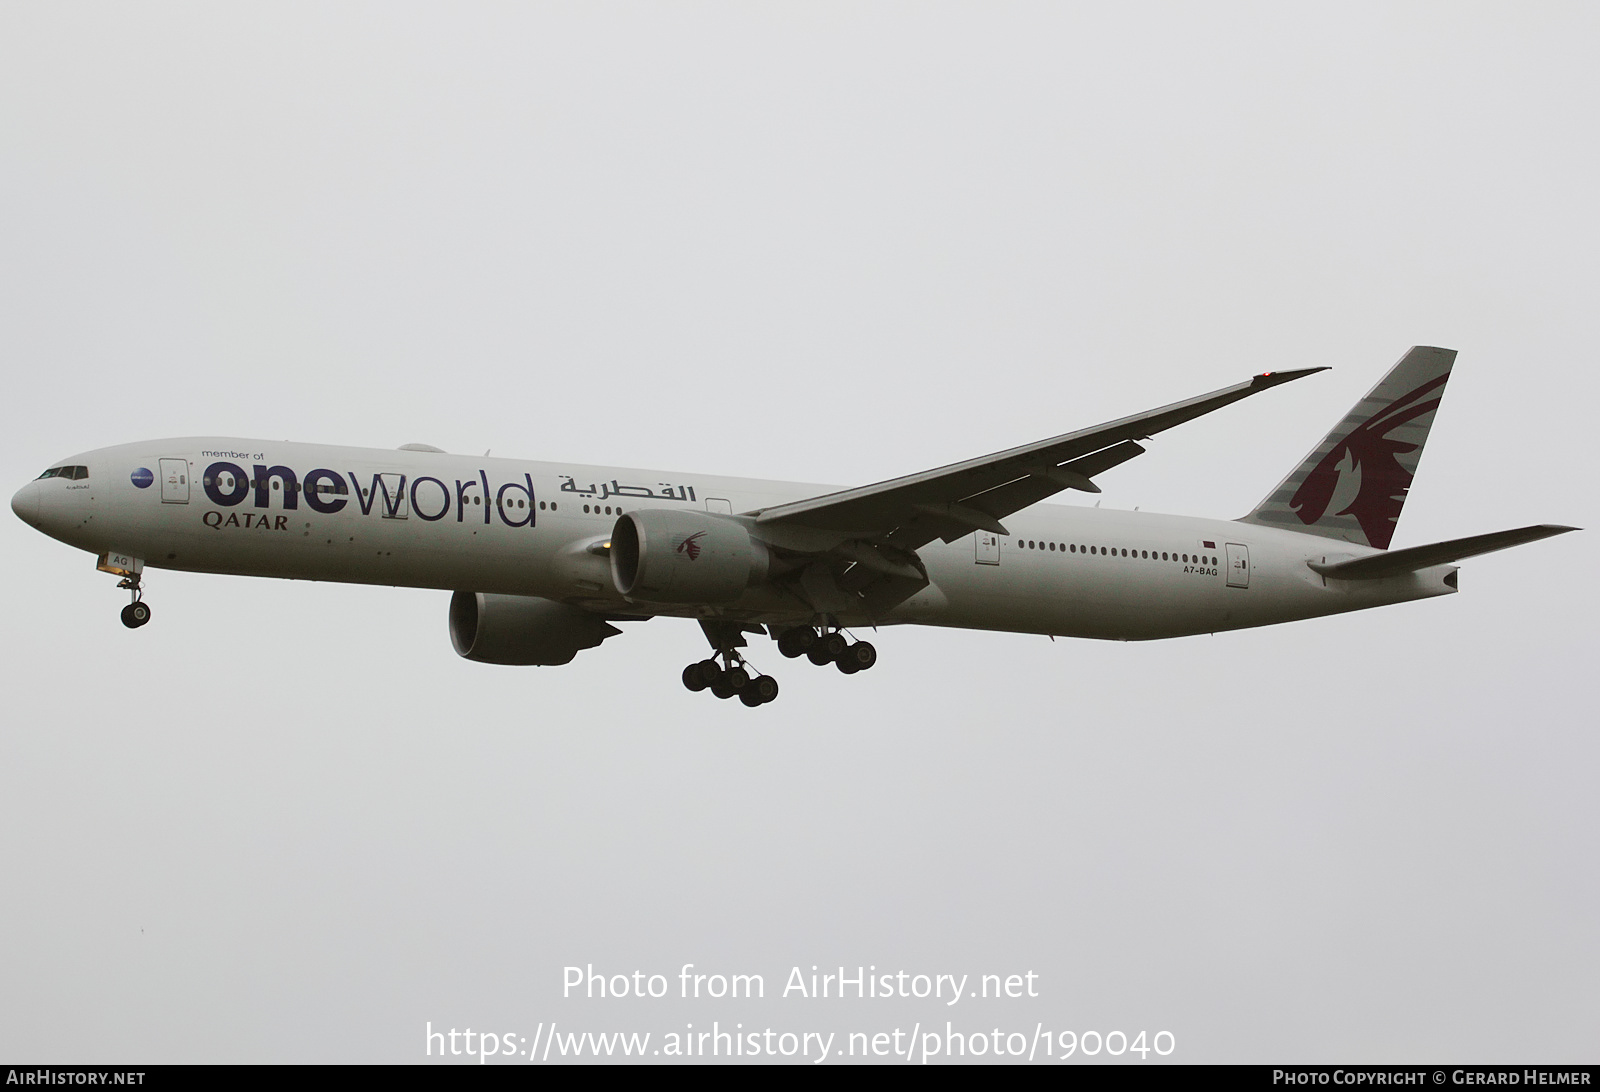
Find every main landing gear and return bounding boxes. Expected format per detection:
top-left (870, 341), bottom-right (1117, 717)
top-left (681, 656), bottom-right (781, 707)
top-left (118, 575), bottom-right (151, 629)
top-left (680, 623), bottom-right (878, 709)
top-left (776, 626), bottom-right (877, 674)
top-left (682, 618), bottom-right (782, 707)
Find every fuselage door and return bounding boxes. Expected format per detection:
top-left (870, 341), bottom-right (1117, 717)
top-left (159, 459), bottom-right (189, 504)
top-left (975, 532), bottom-right (1000, 565)
top-left (705, 498), bottom-right (733, 515)
top-left (377, 473), bottom-right (408, 519)
top-left (1226, 542), bottom-right (1250, 588)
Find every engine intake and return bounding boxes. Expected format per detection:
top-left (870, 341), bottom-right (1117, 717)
top-left (610, 509), bottom-right (768, 603)
top-left (449, 591), bottom-right (621, 665)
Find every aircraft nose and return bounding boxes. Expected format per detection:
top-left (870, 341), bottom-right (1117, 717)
top-left (11, 480), bottom-right (40, 527)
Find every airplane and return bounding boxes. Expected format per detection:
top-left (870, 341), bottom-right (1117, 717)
top-left (11, 346), bottom-right (1576, 708)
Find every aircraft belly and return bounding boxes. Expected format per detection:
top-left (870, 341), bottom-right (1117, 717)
top-left (919, 547), bottom-right (1210, 640)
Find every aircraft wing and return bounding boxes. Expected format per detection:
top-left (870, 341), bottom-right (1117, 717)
top-left (755, 367), bottom-right (1328, 551)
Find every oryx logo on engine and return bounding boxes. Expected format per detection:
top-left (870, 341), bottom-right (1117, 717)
top-left (675, 531), bottom-right (707, 560)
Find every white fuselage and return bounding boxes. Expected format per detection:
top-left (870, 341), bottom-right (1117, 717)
top-left (11, 437), bottom-right (1458, 641)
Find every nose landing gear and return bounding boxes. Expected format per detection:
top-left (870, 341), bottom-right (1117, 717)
top-left (117, 576), bottom-right (150, 629)
top-left (98, 552), bottom-right (151, 629)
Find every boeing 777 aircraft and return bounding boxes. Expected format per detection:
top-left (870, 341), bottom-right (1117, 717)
top-left (11, 347), bottom-right (1576, 707)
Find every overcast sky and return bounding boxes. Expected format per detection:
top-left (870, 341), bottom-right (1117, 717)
top-left (2, 2), bottom-right (1594, 1064)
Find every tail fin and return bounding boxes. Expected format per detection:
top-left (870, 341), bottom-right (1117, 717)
top-left (1238, 346), bottom-right (1455, 549)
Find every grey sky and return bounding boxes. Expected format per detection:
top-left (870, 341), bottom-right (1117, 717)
top-left (1, 3), bottom-right (1594, 1063)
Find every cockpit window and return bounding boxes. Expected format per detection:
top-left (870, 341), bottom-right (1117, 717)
top-left (36, 466), bottom-right (88, 480)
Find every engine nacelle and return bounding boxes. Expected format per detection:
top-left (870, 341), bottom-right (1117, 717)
top-left (610, 508), bottom-right (769, 604)
top-left (449, 591), bottom-right (621, 666)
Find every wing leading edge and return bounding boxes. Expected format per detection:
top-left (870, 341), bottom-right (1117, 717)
top-left (756, 367), bottom-right (1329, 550)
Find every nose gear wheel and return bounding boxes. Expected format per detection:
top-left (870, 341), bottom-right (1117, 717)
top-left (116, 574), bottom-right (150, 629)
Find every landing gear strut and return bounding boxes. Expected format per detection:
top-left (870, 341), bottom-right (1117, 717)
top-left (118, 574), bottom-right (151, 629)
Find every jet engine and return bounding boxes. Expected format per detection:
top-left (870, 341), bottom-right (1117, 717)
top-left (448, 591), bottom-right (621, 665)
top-left (610, 508), bottom-right (769, 604)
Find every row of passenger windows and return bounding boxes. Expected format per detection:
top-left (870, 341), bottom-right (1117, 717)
top-left (1016, 539), bottom-right (1217, 566)
top-left (342, 486), bottom-right (535, 509)
top-left (427, 495), bottom-right (535, 508)
top-left (204, 477), bottom-right (537, 509)
top-left (205, 475), bottom-right (344, 495)
top-left (37, 465), bottom-right (89, 480)
top-left (197, 473), bottom-right (638, 516)
top-left (201, 473), bottom-right (560, 513)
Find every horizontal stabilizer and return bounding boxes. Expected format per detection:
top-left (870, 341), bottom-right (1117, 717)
top-left (1308, 524), bottom-right (1578, 580)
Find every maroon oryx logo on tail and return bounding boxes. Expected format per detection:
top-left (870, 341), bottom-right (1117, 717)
top-left (1289, 375), bottom-right (1446, 549)
top-left (675, 531), bottom-right (708, 560)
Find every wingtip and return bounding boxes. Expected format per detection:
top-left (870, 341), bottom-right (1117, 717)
top-left (1250, 366), bottom-right (1331, 388)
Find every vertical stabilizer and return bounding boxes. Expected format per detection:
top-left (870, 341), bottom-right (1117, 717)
top-left (1238, 346), bottom-right (1455, 549)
